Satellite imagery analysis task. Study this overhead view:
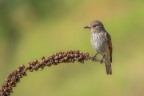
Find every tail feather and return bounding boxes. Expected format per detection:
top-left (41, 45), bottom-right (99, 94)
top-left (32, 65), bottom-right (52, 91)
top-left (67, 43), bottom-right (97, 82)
top-left (105, 63), bottom-right (112, 75)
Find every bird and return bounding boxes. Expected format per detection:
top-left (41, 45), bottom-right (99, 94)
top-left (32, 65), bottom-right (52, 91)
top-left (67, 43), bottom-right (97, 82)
top-left (84, 20), bottom-right (112, 75)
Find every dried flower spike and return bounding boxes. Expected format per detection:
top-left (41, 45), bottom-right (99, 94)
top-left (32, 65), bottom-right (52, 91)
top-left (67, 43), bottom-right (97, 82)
top-left (0, 50), bottom-right (100, 96)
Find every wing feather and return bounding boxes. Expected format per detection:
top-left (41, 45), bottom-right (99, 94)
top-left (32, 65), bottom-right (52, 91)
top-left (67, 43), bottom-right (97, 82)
top-left (105, 32), bottom-right (112, 63)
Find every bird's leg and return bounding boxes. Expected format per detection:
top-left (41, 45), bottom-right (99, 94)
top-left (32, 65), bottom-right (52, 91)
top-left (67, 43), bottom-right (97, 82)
top-left (100, 55), bottom-right (105, 64)
top-left (91, 53), bottom-right (99, 61)
top-left (94, 53), bottom-right (99, 57)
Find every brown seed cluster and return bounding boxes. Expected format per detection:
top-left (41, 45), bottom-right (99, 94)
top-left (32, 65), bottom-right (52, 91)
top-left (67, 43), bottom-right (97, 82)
top-left (0, 65), bottom-right (26, 96)
top-left (0, 50), bottom-right (99, 96)
top-left (27, 50), bottom-right (89, 72)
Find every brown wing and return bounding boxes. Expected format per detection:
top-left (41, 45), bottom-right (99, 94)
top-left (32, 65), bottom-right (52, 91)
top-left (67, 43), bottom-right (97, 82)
top-left (105, 32), bottom-right (112, 63)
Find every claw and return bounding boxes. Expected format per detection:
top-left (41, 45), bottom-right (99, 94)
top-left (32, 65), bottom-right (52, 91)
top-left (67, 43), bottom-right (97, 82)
top-left (100, 59), bottom-right (104, 64)
top-left (91, 53), bottom-right (99, 61)
top-left (91, 56), bottom-right (96, 61)
top-left (100, 55), bottom-right (105, 64)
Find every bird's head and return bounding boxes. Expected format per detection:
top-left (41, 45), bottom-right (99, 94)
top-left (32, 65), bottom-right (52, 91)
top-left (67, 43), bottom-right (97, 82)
top-left (84, 20), bottom-right (104, 31)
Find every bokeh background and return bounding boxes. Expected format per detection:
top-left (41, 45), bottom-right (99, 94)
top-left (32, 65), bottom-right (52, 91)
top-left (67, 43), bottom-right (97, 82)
top-left (0, 0), bottom-right (144, 96)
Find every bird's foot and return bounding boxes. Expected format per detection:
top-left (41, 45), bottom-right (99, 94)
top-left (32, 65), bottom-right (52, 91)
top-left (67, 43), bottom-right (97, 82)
top-left (91, 56), bottom-right (96, 61)
top-left (100, 55), bottom-right (105, 64)
top-left (91, 56), bottom-right (99, 61)
top-left (100, 59), bottom-right (104, 64)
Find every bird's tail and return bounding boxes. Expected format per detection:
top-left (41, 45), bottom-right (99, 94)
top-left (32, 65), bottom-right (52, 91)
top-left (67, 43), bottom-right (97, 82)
top-left (105, 62), bottom-right (112, 75)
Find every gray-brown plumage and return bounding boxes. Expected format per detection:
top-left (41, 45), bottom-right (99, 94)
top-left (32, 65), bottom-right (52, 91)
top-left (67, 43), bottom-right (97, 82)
top-left (84, 20), bottom-right (112, 75)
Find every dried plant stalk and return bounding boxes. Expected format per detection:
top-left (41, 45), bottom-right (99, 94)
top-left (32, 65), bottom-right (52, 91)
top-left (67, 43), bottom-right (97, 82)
top-left (0, 50), bottom-right (100, 96)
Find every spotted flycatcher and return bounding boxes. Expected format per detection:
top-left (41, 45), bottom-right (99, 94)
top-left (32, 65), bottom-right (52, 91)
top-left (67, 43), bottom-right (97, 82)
top-left (84, 20), bottom-right (112, 75)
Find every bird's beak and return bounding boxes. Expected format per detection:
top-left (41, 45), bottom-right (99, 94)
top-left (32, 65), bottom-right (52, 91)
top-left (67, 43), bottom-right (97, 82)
top-left (84, 25), bottom-right (90, 29)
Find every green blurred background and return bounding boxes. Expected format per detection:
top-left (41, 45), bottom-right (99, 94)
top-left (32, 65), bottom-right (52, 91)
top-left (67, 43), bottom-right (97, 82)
top-left (0, 0), bottom-right (144, 96)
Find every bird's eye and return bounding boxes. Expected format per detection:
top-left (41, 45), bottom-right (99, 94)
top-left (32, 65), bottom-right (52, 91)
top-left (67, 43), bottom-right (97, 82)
top-left (93, 25), bottom-right (97, 27)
